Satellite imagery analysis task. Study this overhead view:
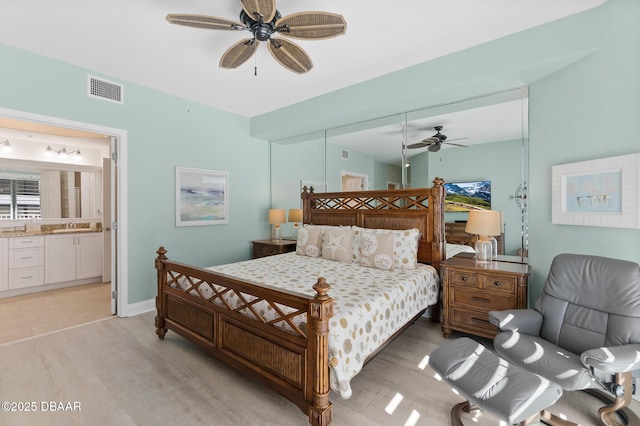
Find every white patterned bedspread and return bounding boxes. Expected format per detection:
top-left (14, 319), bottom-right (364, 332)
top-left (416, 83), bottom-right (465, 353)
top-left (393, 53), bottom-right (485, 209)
top-left (206, 252), bottom-right (439, 399)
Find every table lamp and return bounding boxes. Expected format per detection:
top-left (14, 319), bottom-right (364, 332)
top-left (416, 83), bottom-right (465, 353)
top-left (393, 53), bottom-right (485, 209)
top-left (288, 208), bottom-right (303, 240)
top-left (465, 210), bottom-right (501, 264)
top-left (268, 209), bottom-right (286, 241)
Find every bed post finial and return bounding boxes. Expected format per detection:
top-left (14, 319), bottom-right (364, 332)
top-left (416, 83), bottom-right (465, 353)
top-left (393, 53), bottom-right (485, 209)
top-left (433, 177), bottom-right (444, 187)
top-left (309, 277), bottom-right (333, 426)
top-left (155, 246), bottom-right (168, 339)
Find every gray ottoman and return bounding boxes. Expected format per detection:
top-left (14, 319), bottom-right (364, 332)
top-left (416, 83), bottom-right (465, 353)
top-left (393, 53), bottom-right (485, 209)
top-left (429, 337), bottom-right (563, 425)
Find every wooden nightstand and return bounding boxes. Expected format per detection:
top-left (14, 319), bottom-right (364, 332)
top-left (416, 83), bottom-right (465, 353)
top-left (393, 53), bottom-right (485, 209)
top-left (441, 254), bottom-right (529, 339)
top-left (252, 239), bottom-right (297, 259)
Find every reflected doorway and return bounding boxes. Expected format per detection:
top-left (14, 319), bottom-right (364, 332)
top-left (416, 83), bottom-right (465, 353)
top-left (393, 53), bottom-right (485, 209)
top-left (341, 171), bottom-right (368, 191)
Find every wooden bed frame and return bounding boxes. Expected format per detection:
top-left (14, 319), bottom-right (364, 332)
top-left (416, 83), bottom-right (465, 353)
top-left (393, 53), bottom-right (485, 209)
top-left (154, 179), bottom-right (446, 426)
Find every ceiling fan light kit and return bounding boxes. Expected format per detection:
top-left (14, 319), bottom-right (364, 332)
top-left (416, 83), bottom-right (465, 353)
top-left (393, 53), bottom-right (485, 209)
top-left (166, 0), bottom-right (347, 74)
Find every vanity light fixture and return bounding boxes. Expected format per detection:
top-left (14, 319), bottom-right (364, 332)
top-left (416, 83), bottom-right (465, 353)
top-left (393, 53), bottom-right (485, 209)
top-left (46, 145), bottom-right (82, 160)
top-left (0, 140), bottom-right (12, 152)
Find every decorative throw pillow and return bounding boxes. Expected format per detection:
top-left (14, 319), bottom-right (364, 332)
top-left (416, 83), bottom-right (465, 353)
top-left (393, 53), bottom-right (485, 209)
top-left (296, 226), bottom-right (322, 257)
top-left (353, 226), bottom-right (421, 269)
top-left (393, 228), bottom-right (421, 269)
top-left (321, 227), bottom-right (354, 263)
top-left (359, 231), bottom-right (394, 270)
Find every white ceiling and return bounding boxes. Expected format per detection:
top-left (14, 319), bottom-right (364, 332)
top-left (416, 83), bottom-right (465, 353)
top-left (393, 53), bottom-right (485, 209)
top-left (0, 0), bottom-right (604, 119)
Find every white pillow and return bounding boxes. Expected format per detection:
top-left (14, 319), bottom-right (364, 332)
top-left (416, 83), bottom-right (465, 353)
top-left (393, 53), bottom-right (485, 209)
top-left (353, 226), bottom-right (420, 269)
top-left (321, 227), bottom-right (354, 263)
top-left (296, 226), bottom-right (322, 257)
top-left (359, 231), bottom-right (394, 270)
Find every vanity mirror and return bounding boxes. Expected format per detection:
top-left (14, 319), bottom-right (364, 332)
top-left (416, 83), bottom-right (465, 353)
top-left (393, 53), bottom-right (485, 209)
top-left (270, 88), bottom-right (529, 255)
top-left (0, 165), bottom-right (101, 220)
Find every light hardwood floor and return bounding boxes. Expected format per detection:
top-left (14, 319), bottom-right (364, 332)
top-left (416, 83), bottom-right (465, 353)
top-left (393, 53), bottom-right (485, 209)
top-left (1, 311), bottom-right (638, 425)
top-left (0, 282), bottom-right (112, 344)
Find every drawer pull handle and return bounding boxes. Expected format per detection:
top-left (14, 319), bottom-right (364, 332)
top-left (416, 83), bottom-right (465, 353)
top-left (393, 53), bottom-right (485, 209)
top-left (461, 276), bottom-right (468, 282)
top-left (494, 281), bottom-right (501, 287)
top-left (471, 296), bottom-right (490, 303)
top-left (471, 317), bottom-right (490, 325)
top-left (21, 276), bottom-right (33, 280)
top-left (22, 256), bottom-right (33, 260)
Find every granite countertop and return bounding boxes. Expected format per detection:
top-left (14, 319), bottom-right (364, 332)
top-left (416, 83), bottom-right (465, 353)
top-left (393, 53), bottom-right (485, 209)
top-left (0, 227), bottom-right (102, 238)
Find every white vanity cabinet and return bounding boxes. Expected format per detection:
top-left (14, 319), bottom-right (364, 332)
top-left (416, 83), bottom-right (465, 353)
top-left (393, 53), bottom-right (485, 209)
top-left (8, 236), bottom-right (45, 289)
top-left (45, 232), bottom-right (102, 284)
top-left (0, 238), bottom-right (8, 291)
top-left (76, 233), bottom-right (102, 279)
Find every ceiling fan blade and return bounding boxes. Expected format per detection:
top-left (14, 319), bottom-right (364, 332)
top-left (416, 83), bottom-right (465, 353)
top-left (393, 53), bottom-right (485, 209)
top-left (219, 38), bottom-right (258, 69)
top-left (267, 38), bottom-right (313, 74)
top-left (166, 14), bottom-right (245, 31)
top-left (238, 0), bottom-right (276, 23)
top-left (427, 144), bottom-right (441, 153)
top-left (445, 142), bottom-right (468, 147)
top-left (276, 12), bottom-right (347, 39)
top-left (423, 136), bottom-right (440, 143)
top-left (446, 137), bottom-right (468, 143)
top-left (406, 142), bottom-right (429, 149)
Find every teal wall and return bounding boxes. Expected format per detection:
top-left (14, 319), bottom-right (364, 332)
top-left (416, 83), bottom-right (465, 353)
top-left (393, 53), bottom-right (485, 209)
top-left (527, 0), bottom-right (640, 302)
top-left (373, 161), bottom-right (402, 190)
top-left (0, 44), bottom-right (270, 305)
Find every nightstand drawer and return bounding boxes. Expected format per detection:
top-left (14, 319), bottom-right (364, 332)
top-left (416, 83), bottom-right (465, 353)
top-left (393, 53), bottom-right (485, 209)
top-left (450, 307), bottom-right (497, 335)
top-left (449, 270), bottom-right (478, 287)
top-left (481, 274), bottom-right (516, 293)
top-left (252, 240), bottom-right (297, 259)
top-left (253, 244), bottom-right (281, 258)
top-left (451, 287), bottom-right (514, 311)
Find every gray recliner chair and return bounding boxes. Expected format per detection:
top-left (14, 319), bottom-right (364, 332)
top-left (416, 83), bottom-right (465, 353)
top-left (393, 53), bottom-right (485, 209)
top-left (489, 254), bottom-right (640, 426)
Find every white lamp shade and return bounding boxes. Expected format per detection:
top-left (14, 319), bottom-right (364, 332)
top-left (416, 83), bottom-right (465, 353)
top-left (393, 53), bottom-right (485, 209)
top-left (288, 209), bottom-right (303, 223)
top-left (465, 210), bottom-right (501, 236)
top-left (268, 209), bottom-right (286, 225)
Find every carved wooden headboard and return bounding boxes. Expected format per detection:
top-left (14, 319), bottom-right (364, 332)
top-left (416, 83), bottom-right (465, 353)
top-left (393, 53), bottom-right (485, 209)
top-left (301, 178), bottom-right (446, 270)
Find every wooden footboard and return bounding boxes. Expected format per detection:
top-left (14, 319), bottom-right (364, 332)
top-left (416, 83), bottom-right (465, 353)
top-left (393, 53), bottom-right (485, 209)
top-left (155, 247), bottom-right (334, 426)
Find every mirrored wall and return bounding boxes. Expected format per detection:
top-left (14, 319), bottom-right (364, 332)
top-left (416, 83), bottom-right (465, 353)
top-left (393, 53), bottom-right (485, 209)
top-left (270, 88), bottom-right (529, 255)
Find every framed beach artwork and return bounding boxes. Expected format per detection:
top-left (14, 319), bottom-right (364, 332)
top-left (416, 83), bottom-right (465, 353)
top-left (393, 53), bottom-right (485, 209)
top-left (551, 153), bottom-right (640, 228)
top-left (176, 167), bottom-right (228, 226)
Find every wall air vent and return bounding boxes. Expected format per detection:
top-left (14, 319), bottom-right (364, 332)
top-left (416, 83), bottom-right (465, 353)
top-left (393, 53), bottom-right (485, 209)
top-left (341, 149), bottom-right (349, 160)
top-left (87, 75), bottom-right (123, 104)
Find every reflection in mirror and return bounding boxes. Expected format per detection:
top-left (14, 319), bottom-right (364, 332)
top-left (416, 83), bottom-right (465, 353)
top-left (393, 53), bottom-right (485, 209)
top-left (0, 167), bottom-right (101, 220)
top-left (269, 88), bottom-right (529, 255)
top-left (270, 131), bottom-right (326, 239)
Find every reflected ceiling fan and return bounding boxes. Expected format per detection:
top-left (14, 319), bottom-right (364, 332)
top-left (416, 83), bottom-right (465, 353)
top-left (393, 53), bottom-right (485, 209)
top-left (166, 0), bottom-right (347, 74)
top-left (406, 126), bottom-right (468, 152)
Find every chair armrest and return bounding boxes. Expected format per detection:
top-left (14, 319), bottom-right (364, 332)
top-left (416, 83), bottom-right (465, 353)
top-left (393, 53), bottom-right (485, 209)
top-left (581, 344), bottom-right (640, 374)
top-left (488, 309), bottom-right (543, 336)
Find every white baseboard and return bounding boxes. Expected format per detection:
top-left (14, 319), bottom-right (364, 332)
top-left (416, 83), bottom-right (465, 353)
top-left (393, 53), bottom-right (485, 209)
top-left (121, 298), bottom-right (155, 317)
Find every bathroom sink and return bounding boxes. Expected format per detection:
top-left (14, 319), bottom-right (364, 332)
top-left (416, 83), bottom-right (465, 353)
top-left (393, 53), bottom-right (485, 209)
top-left (52, 228), bottom-right (95, 234)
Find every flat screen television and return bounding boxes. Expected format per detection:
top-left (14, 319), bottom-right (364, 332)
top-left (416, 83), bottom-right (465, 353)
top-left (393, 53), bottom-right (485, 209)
top-left (444, 180), bottom-right (491, 212)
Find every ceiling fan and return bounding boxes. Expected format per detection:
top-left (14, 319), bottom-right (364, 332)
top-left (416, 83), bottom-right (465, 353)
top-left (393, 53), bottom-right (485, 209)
top-left (406, 126), bottom-right (468, 152)
top-left (166, 0), bottom-right (347, 74)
